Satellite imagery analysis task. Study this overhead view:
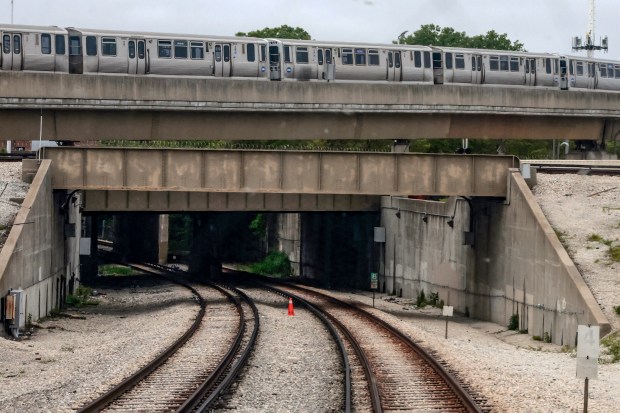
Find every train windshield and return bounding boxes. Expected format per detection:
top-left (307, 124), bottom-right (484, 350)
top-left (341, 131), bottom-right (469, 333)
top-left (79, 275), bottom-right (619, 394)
top-left (269, 45), bottom-right (280, 64)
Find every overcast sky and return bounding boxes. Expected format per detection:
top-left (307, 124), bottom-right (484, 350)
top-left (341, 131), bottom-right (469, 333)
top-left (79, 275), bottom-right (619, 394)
top-left (8, 0), bottom-right (620, 60)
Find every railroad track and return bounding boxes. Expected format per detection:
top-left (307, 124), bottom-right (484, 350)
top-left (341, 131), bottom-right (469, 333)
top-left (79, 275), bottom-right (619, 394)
top-left (245, 274), bottom-right (485, 412)
top-left (77, 264), bottom-right (258, 413)
top-left (521, 159), bottom-right (620, 175)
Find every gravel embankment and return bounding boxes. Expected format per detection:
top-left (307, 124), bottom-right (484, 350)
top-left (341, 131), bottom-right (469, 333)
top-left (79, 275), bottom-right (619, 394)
top-left (0, 162), bottom-right (28, 250)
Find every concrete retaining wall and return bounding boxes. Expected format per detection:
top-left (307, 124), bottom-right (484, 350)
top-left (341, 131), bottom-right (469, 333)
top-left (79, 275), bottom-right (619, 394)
top-left (380, 172), bottom-right (610, 345)
top-left (275, 214), bottom-right (301, 276)
top-left (0, 160), bottom-right (81, 326)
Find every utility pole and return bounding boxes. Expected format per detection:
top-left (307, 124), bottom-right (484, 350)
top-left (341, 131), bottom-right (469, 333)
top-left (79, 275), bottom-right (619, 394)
top-left (11, 0), bottom-right (14, 24)
top-left (572, 0), bottom-right (608, 56)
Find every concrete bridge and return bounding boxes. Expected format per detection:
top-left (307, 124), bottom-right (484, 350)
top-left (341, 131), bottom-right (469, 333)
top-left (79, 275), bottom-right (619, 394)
top-left (39, 147), bottom-right (518, 212)
top-left (1, 72), bottom-right (620, 142)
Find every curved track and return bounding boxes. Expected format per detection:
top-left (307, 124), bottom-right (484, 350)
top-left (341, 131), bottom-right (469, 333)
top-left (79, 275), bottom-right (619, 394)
top-left (254, 276), bottom-right (483, 413)
top-left (77, 264), bottom-right (258, 413)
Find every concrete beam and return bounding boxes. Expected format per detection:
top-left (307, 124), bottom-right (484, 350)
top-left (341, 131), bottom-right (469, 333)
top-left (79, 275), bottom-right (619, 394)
top-left (0, 72), bottom-right (618, 140)
top-left (44, 148), bottom-right (518, 198)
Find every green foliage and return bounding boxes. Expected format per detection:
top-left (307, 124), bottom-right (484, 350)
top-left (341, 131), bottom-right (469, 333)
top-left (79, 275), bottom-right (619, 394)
top-left (610, 245), bottom-right (620, 263)
top-left (614, 305), bottom-right (620, 316)
top-left (601, 332), bottom-right (620, 363)
top-left (236, 25), bottom-right (311, 40)
top-left (588, 233), bottom-right (605, 243)
top-left (99, 264), bottom-right (134, 276)
top-left (508, 313), bottom-right (519, 330)
top-left (249, 213), bottom-right (266, 237)
top-left (605, 140), bottom-right (620, 157)
top-left (543, 331), bottom-right (552, 343)
top-left (169, 214), bottom-right (192, 252)
top-left (416, 290), bottom-right (427, 308)
top-left (398, 24), bottom-right (524, 51)
top-left (250, 251), bottom-right (291, 277)
top-left (532, 335), bottom-right (542, 341)
top-left (66, 286), bottom-right (98, 308)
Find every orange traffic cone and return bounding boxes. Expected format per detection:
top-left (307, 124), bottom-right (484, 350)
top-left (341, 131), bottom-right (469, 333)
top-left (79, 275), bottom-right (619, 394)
top-left (288, 297), bottom-right (295, 316)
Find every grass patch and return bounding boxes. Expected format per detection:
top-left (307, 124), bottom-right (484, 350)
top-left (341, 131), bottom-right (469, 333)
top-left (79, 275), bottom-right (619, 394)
top-left (99, 264), bottom-right (136, 276)
top-left (66, 286), bottom-right (99, 308)
top-left (610, 245), bottom-right (620, 263)
top-left (587, 233), bottom-right (605, 243)
top-left (249, 251), bottom-right (291, 277)
top-left (508, 314), bottom-right (519, 330)
top-left (614, 305), bottom-right (620, 316)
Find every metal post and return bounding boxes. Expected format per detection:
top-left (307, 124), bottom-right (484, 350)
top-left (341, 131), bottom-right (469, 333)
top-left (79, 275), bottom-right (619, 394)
top-left (372, 291), bottom-right (375, 308)
top-left (445, 318), bottom-right (449, 339)
top-left (584, 377), bottom-right (589, 413)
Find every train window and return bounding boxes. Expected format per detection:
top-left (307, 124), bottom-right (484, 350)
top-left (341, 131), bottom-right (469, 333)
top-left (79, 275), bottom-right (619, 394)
top-left (102, 37), bottom-right (117, 57)
top-left (69, 36), bottom-right (81, 56)
top-left (245, 43), bottom-right (255, 62)
top-left (472, 56), bottom-right (476, 71)
top-left (269, 45), bottom-right (279, 64)
top-left (158, 40), bottom-right (172, 58)
top-left (545, 58), bottom-right (551, 74)
top-left (325, 49), bottom-right (332, 64)
top-left (445, 53), bottom-right (453, 69)
top-left (215, 44), bottom-right (222, 62)
top-left (13, 35), bottom-right (21, 54)
top-left (423, 51), bottom-right (431, 68)
top-left (41, 34), bottom-right (52, 54)
top-left (455, 54), bottom-right (465, 69)
top-left (191, 41), bottom-right (204, 59)
top-left (318, 49), bottom-right (323, 65)
top-left (388, 52), bottom-right (393, 68)
top-left (569, 61), bottom-right (574, 75)
top-left (284, 46), bottom-right (291, 63)
top-left (355, 49), bottom-right (366, 65)
top-left (509, 56), bottom-right (519, 72)
top-left (499, 55), bottom-right (509, 71)
top-left (414, 51), bottom-right (421, 68)
top-left (260, 45), bottom-right (266, 62)
top-left (3, 35), bottom-right (9, 54)
top-left (489, 56), bottom-right (498, 71)
top-left (600, 65), bottom-right (607, 78)
top-left (174, 40), bottom-right (188, 59)
top-left (128, 41), bottom-right (136, 59)
top-left (432, 52), bottom-right (442, 69)
top-left (576, 61), bottom-right (584, 76)
top-left (395, 51), bottom-right (401, 68)
top-left (224, 45), bottom-right (230, 62)
top-left (296, 47), bottom-right (309, 64)
top-left (342, 48), bottom-right (353, 65)
top-left (86, 36), bottom-right (96, 56)
top-left (615, 65), bottom-right (620, 78)
top-left (55, 34), bottom-right (65, 55)
top-left (368, 49), bottom-right (379, 66)
top-left (138, 41), bottom-right (145, 59)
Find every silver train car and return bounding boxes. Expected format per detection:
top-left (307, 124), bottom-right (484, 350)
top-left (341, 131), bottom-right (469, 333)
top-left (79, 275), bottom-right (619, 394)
top-left (2, 23), bottom-right (620, 91)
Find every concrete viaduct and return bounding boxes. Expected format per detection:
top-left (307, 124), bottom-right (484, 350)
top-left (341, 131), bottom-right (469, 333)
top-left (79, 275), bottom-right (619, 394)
top-left (0, 72), bottom-right (620, 142)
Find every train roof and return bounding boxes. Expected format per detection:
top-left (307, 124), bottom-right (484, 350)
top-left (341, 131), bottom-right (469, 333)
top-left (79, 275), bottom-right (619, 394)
top-left (268, 38), bottom-right (432, 50)
top-left (564, 54), bottom-right (620, 64)
top-left (0, 24), bottom-right (66, 33)
top-left (431, 46), bottom-right (558, 57)
top-left (67, 27), bottom-right (264, 43)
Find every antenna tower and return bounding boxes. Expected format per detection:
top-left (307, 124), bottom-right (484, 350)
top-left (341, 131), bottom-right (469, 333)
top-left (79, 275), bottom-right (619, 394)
top-left (572, 0), bottom-right (608, 57)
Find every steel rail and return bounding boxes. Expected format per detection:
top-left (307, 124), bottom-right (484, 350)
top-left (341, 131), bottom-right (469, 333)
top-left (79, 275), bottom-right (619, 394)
top-left (76, 264), bottom-right (206, 413)
top-left (282, 281), bottom-right (483, 413)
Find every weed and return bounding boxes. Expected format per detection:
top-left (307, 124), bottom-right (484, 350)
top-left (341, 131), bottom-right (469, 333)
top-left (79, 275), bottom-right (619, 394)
top-left (601, 332), bottom-right (620, 363)
top-left (427, 292), bottom-right (441, 308)
top-left (614, 305), bottom-right (620, 316)
top-left (99, 264), bottom-right (135, 277)
top-left (416, 290), bottom-right (427, 308)
top-left (543, 331), bottom-right (552, 343)
top-left (588, 233), bottom-right (605, 243)
top-left (508, 314), bottom-right (519, 330)
top-left (60, 344), bottom-right (74, 353)
top-left (610, 245), bottom-right (620, 263)
top-left (532, 335), bottom-right (542, 341)
top-left (26, 313), bottom-right (33, 329)
top-left (66, 285), bottom-right (98, 307)
top-left (249, 251), bottom-right (291, 277)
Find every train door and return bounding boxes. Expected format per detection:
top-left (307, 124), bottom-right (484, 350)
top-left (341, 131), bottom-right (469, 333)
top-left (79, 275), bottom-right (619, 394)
top-left (432, 51), bottom-right (443, 84)
top-left (214, 43), bottom-right (231, 77)
top-left (1, 32), bottom-right (23, 70)
top-left (471, 54), bottom-right (482, 84)
top-left (68, 30), bottom-right (83, 74)
top-left (559, 58), bottom-right (569, 89)
top-left (525, 58), bottom-right (536, 86)
top-left (317, 48), bottom-right (334, 80)
top-left (269, 41), bottom-right (281, 80)
top-left (127, 39), bottom-right (146, 74)
top-left (588, 62), bottom-right (596, 89)
top-left (387, 51), bottom-right (402, 81)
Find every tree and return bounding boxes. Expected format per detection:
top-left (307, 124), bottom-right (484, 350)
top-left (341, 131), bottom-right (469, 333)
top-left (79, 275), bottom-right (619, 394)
top-left (398, 24), bottom-right (524, 51)
top-left (236, 25), bottom-right (311, 40)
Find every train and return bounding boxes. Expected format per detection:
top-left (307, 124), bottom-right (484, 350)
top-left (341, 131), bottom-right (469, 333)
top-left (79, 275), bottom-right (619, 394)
top-left (2, 23), bottom-right (620, 91)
